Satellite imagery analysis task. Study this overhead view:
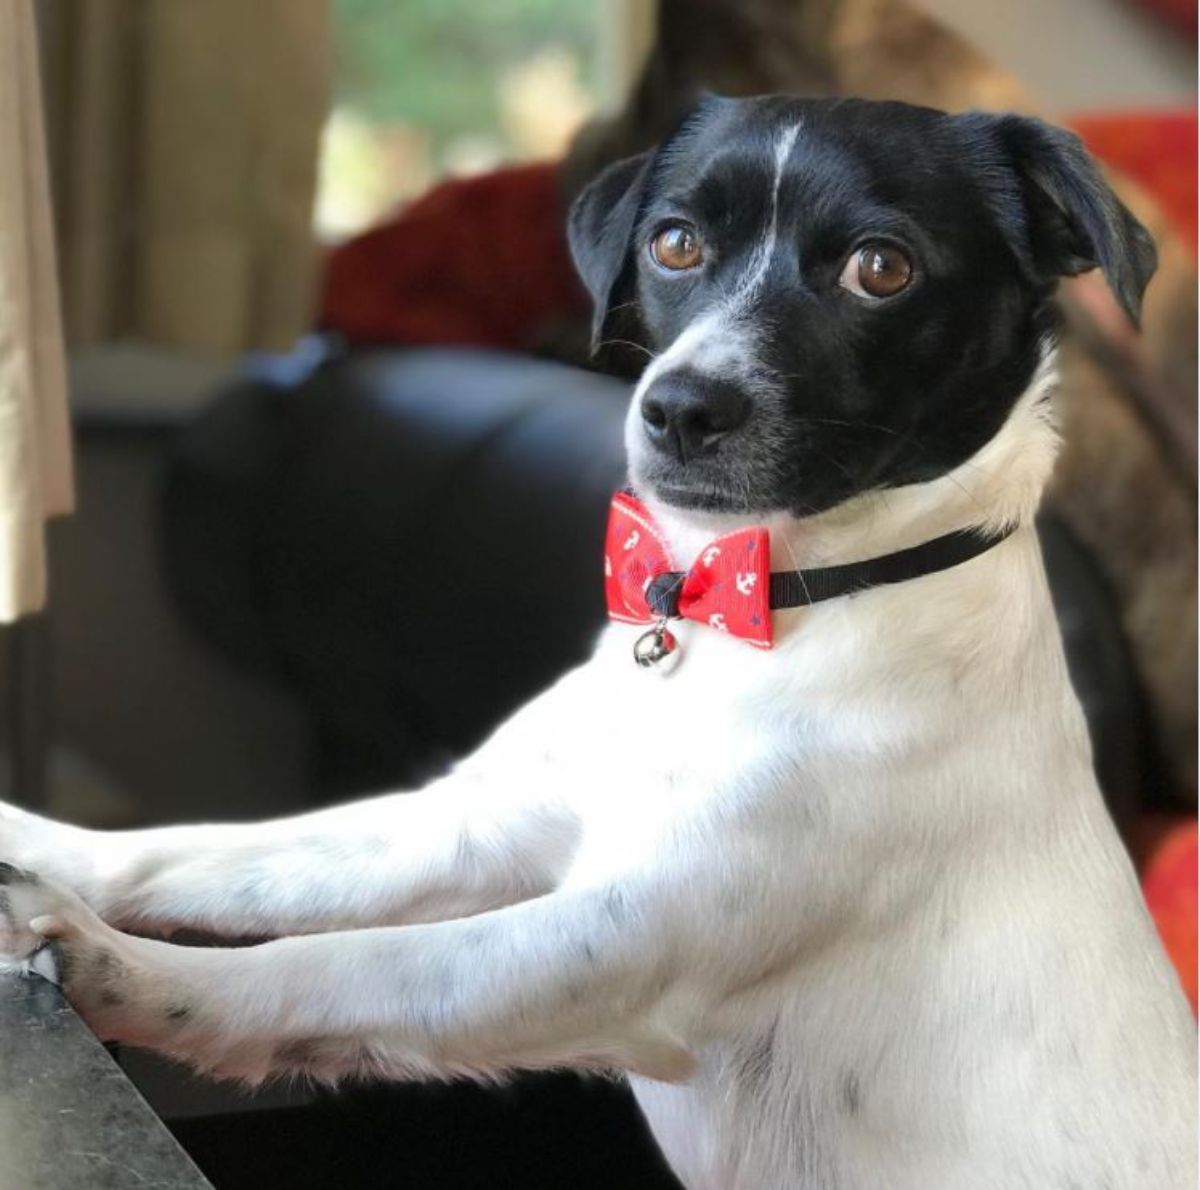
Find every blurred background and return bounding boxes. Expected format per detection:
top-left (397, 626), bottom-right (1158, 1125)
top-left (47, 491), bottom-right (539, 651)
top-left (1, 0), bottom-right (1195, 1185)
top-left (318, 0), bottom-right (606, 237)
top-left (12, 0), bottom-right (1193, 825)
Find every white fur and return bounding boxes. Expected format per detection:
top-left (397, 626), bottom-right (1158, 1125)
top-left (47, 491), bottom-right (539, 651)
top-left (0, 354), bottom-right (1195, 1189)
top-left (742, 121), bottom-right (803, 299)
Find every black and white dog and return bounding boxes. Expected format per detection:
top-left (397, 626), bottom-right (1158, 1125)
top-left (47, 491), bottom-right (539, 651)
top-left (2, 97), bottom-right (1196, 1188)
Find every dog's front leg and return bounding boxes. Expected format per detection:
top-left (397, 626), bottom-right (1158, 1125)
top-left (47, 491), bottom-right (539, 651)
top-left (0, 774), bottom-right (577, 938)
top-left (0, 671), bottom-right (597, 936)
top-left (1, 869), bottom-right (702, 1087)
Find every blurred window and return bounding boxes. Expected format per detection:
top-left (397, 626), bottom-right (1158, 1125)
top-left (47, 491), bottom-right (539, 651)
top-left (317, 0), bottom-right (601, 239)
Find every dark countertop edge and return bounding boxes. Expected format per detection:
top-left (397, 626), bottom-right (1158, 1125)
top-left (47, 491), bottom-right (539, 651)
top-left (0, 972), bottom-right (212, 1189)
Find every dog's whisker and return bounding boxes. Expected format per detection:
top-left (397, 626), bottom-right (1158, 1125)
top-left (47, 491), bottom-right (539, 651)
top-left (596, 338), bottom-right (656, 360)
top-left (787, 412), bottom-right (906, 440)
top-left (941, 471), bottom-right (990, 518)
top-left (600, 299), bottom-right (643, 319)
top-left (776, 528), bottom-right (815, 606)
top-left (811, 448), bottom-right (857, 489)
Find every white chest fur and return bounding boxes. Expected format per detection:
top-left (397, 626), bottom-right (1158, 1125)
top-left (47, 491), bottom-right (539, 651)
top-left (497, 370), bottom-right (1198, 1187)
top-left (552, 531), bottom-right (1196, 1190)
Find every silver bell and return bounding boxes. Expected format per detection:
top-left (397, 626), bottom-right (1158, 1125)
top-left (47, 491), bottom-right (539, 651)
top-left (633, 620), bottom-right (680, 670)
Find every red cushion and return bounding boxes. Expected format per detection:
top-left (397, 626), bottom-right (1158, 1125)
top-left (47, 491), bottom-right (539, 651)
top-left (319, 162), bottom-right (587, 351)
top-left (1141, 819), bottom-right (1198, 1013)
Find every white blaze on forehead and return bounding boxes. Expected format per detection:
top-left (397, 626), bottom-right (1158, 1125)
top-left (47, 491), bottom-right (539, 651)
top-left (631, 121), bottom-right (803, 403)
top-left (740, 121), bottom-right (803, 299)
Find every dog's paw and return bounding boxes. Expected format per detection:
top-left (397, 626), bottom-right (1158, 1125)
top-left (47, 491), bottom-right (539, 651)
top-left (0, 863), bottom-right (162, 1041)
top-left (0, 863), bottom-right (99, 980)
top-left (0, 862), bottom-right (57, 970)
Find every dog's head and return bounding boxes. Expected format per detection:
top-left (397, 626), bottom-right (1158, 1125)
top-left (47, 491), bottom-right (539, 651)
top-left (568, 96), bottom-right (1155, 518)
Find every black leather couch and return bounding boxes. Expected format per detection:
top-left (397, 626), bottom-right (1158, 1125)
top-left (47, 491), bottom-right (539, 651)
top-left (159, 341), bottom-right (1151, 1188)
top-left (165, 344), bottom-right (629, 797)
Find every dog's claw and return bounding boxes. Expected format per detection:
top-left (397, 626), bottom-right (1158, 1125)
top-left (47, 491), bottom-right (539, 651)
top-left (27, 943), bottom-right (61, 985)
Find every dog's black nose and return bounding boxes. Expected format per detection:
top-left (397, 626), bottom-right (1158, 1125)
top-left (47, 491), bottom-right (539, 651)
top-left (640, 374), bottom-right (750, 463)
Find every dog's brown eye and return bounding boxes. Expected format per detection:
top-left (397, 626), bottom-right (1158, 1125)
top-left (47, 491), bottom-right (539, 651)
top-left (839, 243), bottom-right (913, 299)
top-left (651, 223), bottom-right (703, 271)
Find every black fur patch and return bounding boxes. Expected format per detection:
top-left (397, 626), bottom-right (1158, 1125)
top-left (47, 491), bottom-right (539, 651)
top-left (568, 96), bottom-right (1155, 517)
top-left (64, 946), bottom-right (131, 1005)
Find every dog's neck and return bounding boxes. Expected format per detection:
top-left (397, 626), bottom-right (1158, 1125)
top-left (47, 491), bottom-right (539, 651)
top-left (641, 355), bottom-right (1059, 578)
top-left (619, 357), bottom-right (1065, 694)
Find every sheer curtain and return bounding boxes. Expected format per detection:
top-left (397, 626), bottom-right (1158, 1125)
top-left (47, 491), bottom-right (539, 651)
top-left (36, 0), bottom-right (331, 356)
top-left (0, 0), bottom-right (73, 622)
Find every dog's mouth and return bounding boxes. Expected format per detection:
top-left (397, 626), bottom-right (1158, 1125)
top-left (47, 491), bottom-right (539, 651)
top-left (630, 434), bottom-right (769, 514)
top-left (644, 463), bottom-right (871, 521)
top-left (651, 482), bottom-right (744, 512)
top-left (636, 443), bottom-right (844, 518)
top-left (630, 415), bottom-right (884, 519)
top-left (635, 458), bottom-right (759, 514)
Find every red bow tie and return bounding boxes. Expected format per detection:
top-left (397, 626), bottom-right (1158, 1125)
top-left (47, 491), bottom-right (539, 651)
top-left (604, 491), bottom-right (773, 648)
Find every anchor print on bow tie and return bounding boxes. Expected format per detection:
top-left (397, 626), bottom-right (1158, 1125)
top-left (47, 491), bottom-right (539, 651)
top-left (603, 491), bottom-right (772, 653)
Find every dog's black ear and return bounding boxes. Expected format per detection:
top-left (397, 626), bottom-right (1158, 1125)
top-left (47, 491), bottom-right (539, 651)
top-left (567, 149), bottom-right (654, 354)
top-left (982, 114), bottom-right (1157, 326)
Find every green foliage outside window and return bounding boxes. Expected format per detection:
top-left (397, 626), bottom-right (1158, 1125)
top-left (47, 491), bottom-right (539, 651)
top-left (333, 0), bottom-right (597, 152)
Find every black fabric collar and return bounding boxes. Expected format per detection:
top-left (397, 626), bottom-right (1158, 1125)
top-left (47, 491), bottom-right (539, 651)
top-left (646, 524), bottom-right (1016, 619)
